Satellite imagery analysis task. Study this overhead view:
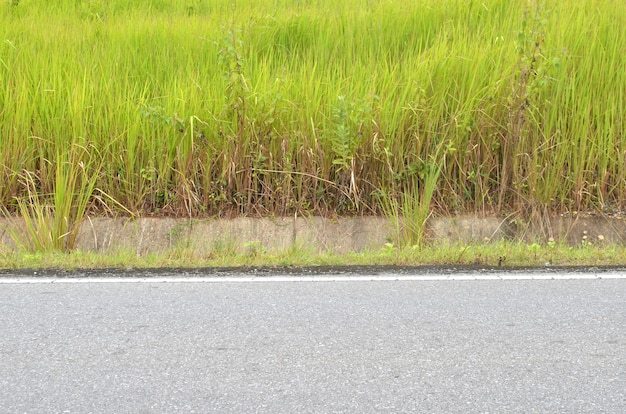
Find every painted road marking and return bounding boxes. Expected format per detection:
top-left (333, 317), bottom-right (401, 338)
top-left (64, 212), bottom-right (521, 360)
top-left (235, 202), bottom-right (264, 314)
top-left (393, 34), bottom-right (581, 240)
top-left (0, 272), bottom-right (625, 284)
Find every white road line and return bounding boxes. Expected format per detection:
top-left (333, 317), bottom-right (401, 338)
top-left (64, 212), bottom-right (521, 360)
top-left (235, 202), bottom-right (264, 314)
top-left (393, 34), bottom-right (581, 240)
top-left (0, 272), bottom-right (626, 284)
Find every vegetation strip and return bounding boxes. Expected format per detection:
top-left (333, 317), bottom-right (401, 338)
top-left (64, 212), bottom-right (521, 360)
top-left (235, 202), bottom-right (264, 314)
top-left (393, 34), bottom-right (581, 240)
top-left (1, 0), bottom-right (624, 259)
top-left (3, 241), bottom-right (626, 270)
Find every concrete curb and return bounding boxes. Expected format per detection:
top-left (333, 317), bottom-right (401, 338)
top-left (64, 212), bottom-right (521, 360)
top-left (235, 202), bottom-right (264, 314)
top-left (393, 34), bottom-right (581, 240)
top-left (1, 215), bottom-right (625, 254)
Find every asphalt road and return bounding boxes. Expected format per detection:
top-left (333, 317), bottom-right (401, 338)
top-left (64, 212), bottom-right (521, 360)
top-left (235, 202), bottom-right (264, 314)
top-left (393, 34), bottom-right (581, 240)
top-left (1, 271), bottom-right (625, 413)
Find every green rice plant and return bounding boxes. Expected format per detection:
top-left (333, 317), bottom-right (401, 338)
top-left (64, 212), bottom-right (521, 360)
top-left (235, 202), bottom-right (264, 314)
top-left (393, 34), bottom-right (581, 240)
top-left (0, 0), bottom-right (624, 219)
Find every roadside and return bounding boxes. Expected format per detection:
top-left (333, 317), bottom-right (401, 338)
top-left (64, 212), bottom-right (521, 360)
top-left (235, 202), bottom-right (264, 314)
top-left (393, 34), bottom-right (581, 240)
top-left (1, 215), bottom-right (626, 269)
top-left (2, 214), bottom-right (624, 254)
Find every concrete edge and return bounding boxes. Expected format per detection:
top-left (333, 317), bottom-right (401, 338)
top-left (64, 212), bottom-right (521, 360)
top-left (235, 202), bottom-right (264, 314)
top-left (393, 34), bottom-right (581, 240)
top-left (1, 215), bottom-right (625, 254)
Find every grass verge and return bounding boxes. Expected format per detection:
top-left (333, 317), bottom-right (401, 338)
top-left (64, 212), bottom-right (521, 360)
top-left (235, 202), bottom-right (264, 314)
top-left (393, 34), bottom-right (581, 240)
top-left (1, 241), bottom-right (625, 270)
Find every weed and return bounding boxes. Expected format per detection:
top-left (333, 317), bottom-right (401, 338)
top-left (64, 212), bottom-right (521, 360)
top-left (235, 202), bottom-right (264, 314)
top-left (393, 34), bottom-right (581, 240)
top-left (378, 142), bottom-right (445, 249)
top-left (243, 240), bottom-right (267, 257)
top-left (3, 143), bottom-right (102, 252)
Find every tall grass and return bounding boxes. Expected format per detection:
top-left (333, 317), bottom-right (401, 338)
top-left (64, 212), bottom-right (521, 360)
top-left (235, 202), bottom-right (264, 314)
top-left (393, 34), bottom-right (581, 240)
top-left (2, 142), bottom-right (101, 252)
top-left (1, 0), bottom-right (624, 222)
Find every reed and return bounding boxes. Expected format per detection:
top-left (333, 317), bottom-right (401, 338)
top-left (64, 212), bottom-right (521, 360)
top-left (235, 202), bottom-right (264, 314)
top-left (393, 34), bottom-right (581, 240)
top-left (0, 0), bottom-right (624, 224)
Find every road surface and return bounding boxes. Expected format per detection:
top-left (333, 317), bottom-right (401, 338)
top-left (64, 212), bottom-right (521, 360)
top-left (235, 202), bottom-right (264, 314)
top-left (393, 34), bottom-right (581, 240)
top-left (1, 269), bottom-right (625, 412)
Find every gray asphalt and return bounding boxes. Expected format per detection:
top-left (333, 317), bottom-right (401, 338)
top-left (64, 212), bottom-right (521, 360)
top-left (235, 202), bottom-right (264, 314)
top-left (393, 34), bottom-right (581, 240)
top-left (1, 273), bottom-right (625, 413)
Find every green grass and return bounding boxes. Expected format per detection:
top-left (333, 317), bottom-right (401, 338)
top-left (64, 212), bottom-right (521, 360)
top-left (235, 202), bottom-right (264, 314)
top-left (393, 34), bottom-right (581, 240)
top-left (2, 241), bottom-right (626, 270)
top-left (1, 0), bottom-right (624, 223)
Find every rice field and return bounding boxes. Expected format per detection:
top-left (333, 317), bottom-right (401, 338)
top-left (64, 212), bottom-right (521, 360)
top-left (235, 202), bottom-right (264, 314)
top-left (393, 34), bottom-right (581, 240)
top-left (1, 0), bottom-right (625, 219)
